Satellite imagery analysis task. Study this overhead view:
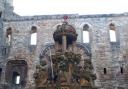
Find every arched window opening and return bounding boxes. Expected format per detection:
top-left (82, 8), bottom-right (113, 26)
top-left (12, 72), bottom-right (20, 84)
top-left (6, 27), bottom-right (12, 45)
top-left (109, 23), bottom-right (116, 42)
top-left (30, 26), bottom-right (37, 45)
top-left (103, 68), bottom-right (107, 74)
top-left (83, 24), bottom-right (90, 43)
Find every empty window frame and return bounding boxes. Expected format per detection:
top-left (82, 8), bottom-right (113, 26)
top-left (103, 68), bottom-right (107, 74)
top-left (120, 67), bottom-right (123, 74)
top-left (12, 72), bottom-right (20, 84)
top-left (109, 23), bottom-right (116, 42)
top-left (30, 26), bottom-right (37, 45)
top-left (83, 24), bottom-right (90, 43)
top-left (0, 12), bottom-right (2, 18)
top-left (6, 27), bottom-right (12, 45)
top-left (0, 68), bottom-right (2, 81)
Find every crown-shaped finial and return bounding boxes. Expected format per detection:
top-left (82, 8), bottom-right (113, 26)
top-left (63, 15), bottom-right (68, 22)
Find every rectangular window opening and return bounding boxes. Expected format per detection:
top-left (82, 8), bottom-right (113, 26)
top-left (109, 30), bottom-right (116, 42)
top-left (121, 67), bottom-right (123, 74)
top-left (6, 34), bottom-right (11, 45)
top-left (12, 72), bottom-right (21, 85)
top-left (0, 12), bottom-right (2, 18)
top-left (30, 33), bottom-right (37, 45)
top-left (104, 68), bottom-right (107, 74)
top-left (0, 68), bottom-right (2, 76)
top-left (16, 75), bottom-right (20, 84)
top-left (83, 31), bottom-right (89, 43)
top-left (0, 68), bottom-right (2, 81)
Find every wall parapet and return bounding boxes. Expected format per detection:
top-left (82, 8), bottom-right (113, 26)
top-left (3, 12), bottom-right (128, 22)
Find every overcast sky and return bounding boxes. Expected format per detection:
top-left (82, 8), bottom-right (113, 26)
top-left (13, 0), bottom-right (128, 16)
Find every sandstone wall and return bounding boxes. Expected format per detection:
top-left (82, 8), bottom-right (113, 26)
top-left (0, 14), bottom-right (128, 89)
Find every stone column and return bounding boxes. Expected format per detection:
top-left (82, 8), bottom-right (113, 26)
top-left (55, 41), bottom-right (59, 52)
top-left (62, 35), bottom-right (67, 52)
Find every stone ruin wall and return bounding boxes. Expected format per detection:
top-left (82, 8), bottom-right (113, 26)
top-left (0, 14), bottom-right (128, 89)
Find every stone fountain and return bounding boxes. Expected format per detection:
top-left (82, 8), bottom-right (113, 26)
top-left (34, 16), bottom-right (98, 89)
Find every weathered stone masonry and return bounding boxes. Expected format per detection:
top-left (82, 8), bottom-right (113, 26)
top-left (0, 0), bottom-right (128, 89)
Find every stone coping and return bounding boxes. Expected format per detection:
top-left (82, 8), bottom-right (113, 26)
top-left (2, 12), bottom-right (128, 22)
